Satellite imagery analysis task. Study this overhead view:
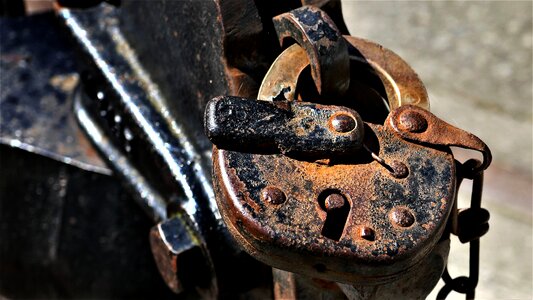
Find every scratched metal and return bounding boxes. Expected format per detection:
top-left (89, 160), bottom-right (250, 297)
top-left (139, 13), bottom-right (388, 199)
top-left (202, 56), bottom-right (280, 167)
top-left (387, 105), bottom-right (492, 173)
top-left (59, 4), bottom-right (275, 297)
top-left (344, 36), bottom-right (430, 112)
top-left (256, 36), bottom-right (430, 125)
top-left (205, 96), bottom-right (364, 158)
top-left (213, 122), bottom-right (456, 285)
top-left (273, 6), bottom-right (350, 97)
top-left (0, 12), bottom-right (109, 174)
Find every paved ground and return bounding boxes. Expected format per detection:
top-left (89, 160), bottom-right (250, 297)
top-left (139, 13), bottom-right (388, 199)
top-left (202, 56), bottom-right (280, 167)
top-left (343, 2), bottom-right (532, 299)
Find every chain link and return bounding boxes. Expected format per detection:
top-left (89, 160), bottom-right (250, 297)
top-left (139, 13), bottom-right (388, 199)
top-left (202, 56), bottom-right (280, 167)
top-left (437, 159), bottom-right (488, 300)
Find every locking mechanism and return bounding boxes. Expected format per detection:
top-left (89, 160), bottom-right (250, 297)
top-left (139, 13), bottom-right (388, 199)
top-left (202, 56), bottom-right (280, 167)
top-left (205, 96), bottom-right (364, 158)
top-left (205, 5), bottom-right (491, 296)
top-left (208, 103), bottom-right (456, 284)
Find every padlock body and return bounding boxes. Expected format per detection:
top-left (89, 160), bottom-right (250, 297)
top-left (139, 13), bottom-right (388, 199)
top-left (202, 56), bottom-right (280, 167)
top-left (213, 123), bottom-right (455, 284)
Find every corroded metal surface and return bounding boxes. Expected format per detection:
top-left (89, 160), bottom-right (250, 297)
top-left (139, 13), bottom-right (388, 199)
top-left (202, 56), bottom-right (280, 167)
top-left (117, 1), bottom-right (334, 151)
top-left (205, 96), bottom-right (364, 158)
top-left (273, 6), bottom-right (349, 97)
top-left (258, 44), bottom-right (309, 101)
top-left (256, 35), bottom-right (429, 125)
top-left (212, 120), bottom-right (456, 284)
top-left (340, 239), bottom-right (450, 300)
top-left (344, 36), bottom-right (430, 111)
top-left (60, 4), bottom-right (273, 297)
top-left (0, 145), bottom-right (176, 299)
top-left (209, 5), bottom-right (456, 287)
top-left (439, 162), bottom-right (489, 299)
top-left (387, 105), bottom-right (492, 172)
top-left (149, 217), bottom-right (214, 296)
top-left (273, 268), bottom-right (346, 300)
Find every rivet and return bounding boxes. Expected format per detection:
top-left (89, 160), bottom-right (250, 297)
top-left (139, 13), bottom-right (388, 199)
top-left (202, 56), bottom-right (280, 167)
top-left (324, 193), bottom-right (345, 211)
top-left (261, 186), bottom-right (286, 205)
top-left (390, 160), bottom-right (409, 178)
top-left (330, 113), bottom-right (356, 133)
top-left (398, 110), bottom-right (427, 133)
top-left (360, 227), bottom-right (375, 241)
top-left (390, 207), bottom-right (415, 228)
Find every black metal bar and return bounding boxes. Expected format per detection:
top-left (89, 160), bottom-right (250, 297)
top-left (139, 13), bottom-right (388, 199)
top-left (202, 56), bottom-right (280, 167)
top-left (58, 4), bottom-right (272, 297)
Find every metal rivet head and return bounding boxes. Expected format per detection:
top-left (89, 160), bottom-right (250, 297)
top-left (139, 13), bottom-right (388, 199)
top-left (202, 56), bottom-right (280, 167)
top-left (390, 160), bottom-right (409, 179)
top-left (360, 227), bottom-right (375, 241)
top-left (324, 193), bottom-right (345, 211)
top-left (330, 113), bottom-right (356, 133)
top-left (398, 110), bottom-right (428, 133)
top-left (390, 207), bottom-right (415, 228)
top-left (261, 186), bottom-right (286, 205)
top-left (149, 218), bottom-right (208, 294)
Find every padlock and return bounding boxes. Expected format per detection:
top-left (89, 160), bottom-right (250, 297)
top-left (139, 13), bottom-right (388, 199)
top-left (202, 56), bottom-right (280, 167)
top-left (205, 6), bottom-right (491, 298)
top-left (208, 98), bottom-right (456, 286)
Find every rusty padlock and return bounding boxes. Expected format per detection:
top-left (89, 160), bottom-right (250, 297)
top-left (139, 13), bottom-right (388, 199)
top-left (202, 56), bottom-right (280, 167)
top-left (205, 5), bottom-right (491, 298)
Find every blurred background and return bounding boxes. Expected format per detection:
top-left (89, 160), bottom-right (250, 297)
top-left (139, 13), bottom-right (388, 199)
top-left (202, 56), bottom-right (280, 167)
top-left (342, 1), bottom-right (532, 299)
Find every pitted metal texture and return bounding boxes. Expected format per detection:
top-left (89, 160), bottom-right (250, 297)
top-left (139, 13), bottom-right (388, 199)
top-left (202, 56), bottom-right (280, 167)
top-left (212, 121), bottom-right (456, 284)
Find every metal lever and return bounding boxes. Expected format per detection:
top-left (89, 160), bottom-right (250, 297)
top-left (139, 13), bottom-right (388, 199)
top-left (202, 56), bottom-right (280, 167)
top-left (387, 105), bottom-right (492, 173)
top-left (205, 96), bottom-right (364, 158)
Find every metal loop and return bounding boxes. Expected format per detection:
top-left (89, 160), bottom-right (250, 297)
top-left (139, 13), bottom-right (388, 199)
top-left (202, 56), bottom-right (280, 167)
top-left (272, 6), bottom-right (350, 97)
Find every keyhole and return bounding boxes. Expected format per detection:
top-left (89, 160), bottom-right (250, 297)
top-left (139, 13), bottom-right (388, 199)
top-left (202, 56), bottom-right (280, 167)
top-left (319, 190), bottom-right (350, 241)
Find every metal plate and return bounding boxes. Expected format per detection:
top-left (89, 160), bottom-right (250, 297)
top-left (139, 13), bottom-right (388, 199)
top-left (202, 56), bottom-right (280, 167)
top-left (0, 12), bottom-right (109, 174)
top-left (213, 123), bottom-right (455, 285)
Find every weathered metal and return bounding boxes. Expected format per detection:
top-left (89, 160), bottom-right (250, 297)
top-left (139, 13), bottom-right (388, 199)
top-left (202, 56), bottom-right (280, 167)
top-left (60, 5), bottom-right (222, 295)
top-left (0, 12), bottom-right (108, 174)
top-left (438, 160), bottom-right (489, 299)
top-left (272, 268), bottom-right (347, 300)
top-left (389, 206), bottom-right (416, 228)
top-left (212, 119), bottom-right (456, 284)
top-left (0, 146), bottom-right (176, 299)
top-left (205, 96), bottom-right (364, 158)
top-left (149, 217), bottom-right (214, 296)
top-left (208, 5), bottom-right (492, 299)
top-left (58, 3), bottom-right (274, 297)
top-left (261, 186), bottom-right (288, 205)
top-left (257, 35), bottom-right (430, 124)
top-left (0, 11), bottom-right (180, 299)
top-left (272, 6), bottom-right (350, 97)
top-left (339, 238), bottom-right (450, 299)
top-left (258, 44), bottom-right (310, 101)
top-left (344, 36), bottom-right (430, 111)
top-left (324, 193), bottom-right (346, 211)
top-left (388, 105), bottom-right (492, 172)
top-left (115, 0), bottom-right (349, 149)
top-left (456, 207), bottom-right (490, 244)
top-left (389, 160), bottom-right (409, 179)
top-left (330, 113), bottom-right (356, 133)
top-left (1, 1), bottom-right (494, 299)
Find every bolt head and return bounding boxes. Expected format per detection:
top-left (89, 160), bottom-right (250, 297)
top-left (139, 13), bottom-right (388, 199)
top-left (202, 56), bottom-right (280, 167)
top-left (360, 227), bottom-right (375, 241)
top-left (330, 113), bottom-right (356, 133)
top-left (390, 160), bottom-right (409, 178)
top-left (261, 186), bottom-right (286, 205)
top-left (398, 110), bottom-right (428, 133)
top-left (149, 218), bottom-right (210, 294)
top-left (324, 193), bottom-right (346, 211)
top-left (390, 207), bottom-right (415, 228)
